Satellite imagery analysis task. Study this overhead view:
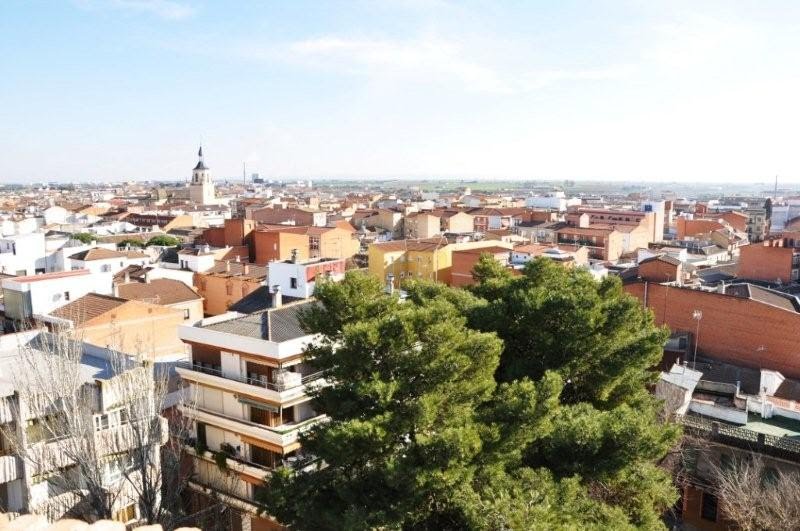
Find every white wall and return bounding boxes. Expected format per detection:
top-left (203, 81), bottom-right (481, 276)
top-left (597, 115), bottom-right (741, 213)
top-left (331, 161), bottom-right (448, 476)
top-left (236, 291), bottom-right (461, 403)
top-left (0, 233), bottom-right (46, 275)
top-left (689, 401), bottom-right (748, 424)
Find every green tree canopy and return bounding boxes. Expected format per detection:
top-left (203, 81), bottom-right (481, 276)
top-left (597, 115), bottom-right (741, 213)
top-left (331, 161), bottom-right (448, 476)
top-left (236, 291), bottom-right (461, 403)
top-left (115, 238), bottom-right (145, 249)
top-left (472, 257), bottom-right (668, 408)
top-left (262, 265), bottom-right (679, 530)
top-left (145, 235), bottom-right (180, 247)
top-left (71, 232), bottom-right (95, 244)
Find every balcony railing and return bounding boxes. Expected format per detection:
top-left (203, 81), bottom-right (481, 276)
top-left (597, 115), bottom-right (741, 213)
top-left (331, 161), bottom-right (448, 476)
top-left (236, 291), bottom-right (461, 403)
top-left (677, 414), bottom-right (800, 463)
top-left (184, 440), bottom-right (320, 478)
top-left (176, 360), bottom-right (324, 392)
top-left (183, 406), bottom-right (327, 449)
top-left (0, 454), bottom-right (22, 483)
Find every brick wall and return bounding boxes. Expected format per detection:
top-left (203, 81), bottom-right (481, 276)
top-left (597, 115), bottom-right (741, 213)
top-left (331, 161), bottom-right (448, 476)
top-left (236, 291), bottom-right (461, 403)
top-left (737, 243), bottom-right (794, 283)
top-left (625, 281), bottom-right (800, 378)
top-left (253, 231), bottom-right (309, 265)
top-left (639, 259), bottom-right (680, 283)
top-left (676, 217), bottom-right (724, 239)
top-left (202, 227), bottom-right (225, 247)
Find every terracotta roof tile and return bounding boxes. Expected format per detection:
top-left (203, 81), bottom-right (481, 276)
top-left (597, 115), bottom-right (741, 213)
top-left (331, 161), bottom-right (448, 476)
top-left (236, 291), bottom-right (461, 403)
top-left (50, 293), bottom-right (127, 326)
top-left (117, 279), bottom-right (200, 305)
top-left (69, 247), bottom-right (127, 261)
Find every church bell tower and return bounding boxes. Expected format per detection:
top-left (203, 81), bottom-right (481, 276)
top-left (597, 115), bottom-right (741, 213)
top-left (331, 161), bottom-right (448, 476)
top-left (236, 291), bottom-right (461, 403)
top-left (189, 145), bottom-right (215, 205)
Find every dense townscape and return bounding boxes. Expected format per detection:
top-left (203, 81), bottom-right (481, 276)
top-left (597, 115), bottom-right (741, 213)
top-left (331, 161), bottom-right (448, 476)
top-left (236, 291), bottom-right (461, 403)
top-left (0, 148), bottom-right (799, 529)
top-left (7, 0), bottom-right (800, 526)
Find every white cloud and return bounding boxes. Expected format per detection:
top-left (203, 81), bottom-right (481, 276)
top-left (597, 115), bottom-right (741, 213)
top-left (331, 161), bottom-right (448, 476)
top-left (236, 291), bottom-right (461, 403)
top-left (74, 0), bottom-right (195, 20)
top-left (286, 36), bottom-right (512, 93)
top-left (234, 35), bottom-right (627, 95)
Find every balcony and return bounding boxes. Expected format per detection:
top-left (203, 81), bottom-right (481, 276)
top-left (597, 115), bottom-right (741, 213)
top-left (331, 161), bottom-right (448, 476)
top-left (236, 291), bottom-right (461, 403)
top-left (180, 405), bottom-right (326, 451)
top-left (185, 445), bottom-right (271, 482)
top-left (94, 416), bottom-right (169, 455)
top-left (176, 360), bottom-right (324, 406)
top-left (0, 397), bottom-right (13, 424)
top-left (0, 454), bottom-right (22, 483)
top-left (178, 322), bottom-right (315, 361)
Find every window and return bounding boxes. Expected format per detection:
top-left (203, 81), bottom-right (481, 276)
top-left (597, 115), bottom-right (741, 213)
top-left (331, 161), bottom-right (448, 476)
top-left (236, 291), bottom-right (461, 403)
top-left (113, 503), bottom-right (136, 523)
top-left (183, 309), bottom-right (190, 320)
top-left (196, 422), bottom-right (207, 448)
top-left (94, 414), bottom-right (110, 431)
top-left (64, 291), bottom-right (70, 301)
top-left (701, 492), bottom-right (718, 522)
top-left (101, 264), bottom-right (111, 272)
top-left (226, 282), bottom-right (233, 296)
top-left (290, 277), bottom-right (298, 289)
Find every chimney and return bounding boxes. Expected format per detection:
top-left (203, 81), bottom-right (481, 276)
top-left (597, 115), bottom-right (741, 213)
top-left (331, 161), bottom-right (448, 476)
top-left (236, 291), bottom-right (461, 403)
top-left (124, 271), bottom-right (130, 284)
top-left (112, 283), bottom-right (119, 297)
top-left (144, 271), bottom-right (151, 284)
top-left (386, 274), bottom-right (395, 295)
top-left (203, 244), bottom-right (210, 253)
top-left (225, 260), bottom-right (231, 273)
top-left (291, 248), bottom-right (299, 263)
top-left (271, 284), bottom-right (282, 308)
top-left (235, 255), bottom-right (241, 263)
top-left (243, 264), bottom-right (250, 275)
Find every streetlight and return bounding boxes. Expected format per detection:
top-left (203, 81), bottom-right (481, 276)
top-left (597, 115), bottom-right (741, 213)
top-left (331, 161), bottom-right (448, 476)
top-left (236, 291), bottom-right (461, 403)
top-left (692, 309), bottom-right (703, 369)
top-left (756, 345), bottom-right (767, 371)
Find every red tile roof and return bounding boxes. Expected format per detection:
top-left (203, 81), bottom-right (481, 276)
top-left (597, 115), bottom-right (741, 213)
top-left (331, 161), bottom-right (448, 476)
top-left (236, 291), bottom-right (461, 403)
top-left (50, 293), bottom-right (127, 326)
top-left (11, 269), bottom-right (90, 283)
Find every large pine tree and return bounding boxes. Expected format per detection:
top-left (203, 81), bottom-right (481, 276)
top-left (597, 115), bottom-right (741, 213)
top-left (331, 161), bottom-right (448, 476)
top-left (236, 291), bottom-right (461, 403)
top-left (261, 263), bottom-right (679, 529)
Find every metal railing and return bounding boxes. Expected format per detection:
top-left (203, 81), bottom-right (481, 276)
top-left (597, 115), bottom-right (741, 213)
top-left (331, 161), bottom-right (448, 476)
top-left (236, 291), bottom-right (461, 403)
top-left (678, 414), bottom-right (800, 462)
top-left (176, 360), bottom-right (324, 392)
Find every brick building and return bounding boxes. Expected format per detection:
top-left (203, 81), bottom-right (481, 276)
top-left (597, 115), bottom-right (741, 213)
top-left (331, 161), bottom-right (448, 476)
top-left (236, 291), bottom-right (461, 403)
top-left (194, 260), bottom-right (268, 316)
top-left (248, 206), bottom-right (327, 227)
top-left (449, 246), bottom-right (512, 287)
top-left (638, 254), bottom-right (686, 284)
top-left (625, 281), bottom-right (800, 378)
top-left (201, 218), bottom-right (256, 259)
top-left (45, 292), bottom-right (187, 359)
top-left (676, 217), bottom-right (726, 240)
top-left (737, 238), bottom-right (800, 284)
top-left (252, 225), bottom-right (358, 265)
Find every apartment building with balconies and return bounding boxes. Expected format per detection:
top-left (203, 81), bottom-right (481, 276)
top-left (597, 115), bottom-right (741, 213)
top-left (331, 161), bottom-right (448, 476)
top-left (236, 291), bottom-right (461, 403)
top-left (0, 330), bottom-right (168, 524)
top-left (176, 294), bottom-right (325, 530)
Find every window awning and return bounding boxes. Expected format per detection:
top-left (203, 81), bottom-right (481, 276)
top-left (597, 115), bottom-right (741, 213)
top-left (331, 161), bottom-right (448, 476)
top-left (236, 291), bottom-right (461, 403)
top-left (237, 396), bottom-right (279, 413)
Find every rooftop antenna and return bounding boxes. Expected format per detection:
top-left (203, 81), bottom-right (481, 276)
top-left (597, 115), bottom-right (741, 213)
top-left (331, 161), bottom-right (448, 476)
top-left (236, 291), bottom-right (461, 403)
top-left (774, 175), bottom-right (778, 198)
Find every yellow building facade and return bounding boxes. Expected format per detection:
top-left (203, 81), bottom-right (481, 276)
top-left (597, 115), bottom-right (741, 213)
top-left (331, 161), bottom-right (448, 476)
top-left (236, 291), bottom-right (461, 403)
top-left (368, 238), bottom-right (512, 287)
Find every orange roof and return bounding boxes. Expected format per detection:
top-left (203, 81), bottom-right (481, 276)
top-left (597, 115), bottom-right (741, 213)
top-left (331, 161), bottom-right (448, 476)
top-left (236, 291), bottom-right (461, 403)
top-left (513, 244), bottom-right (554, 254)
top-left (50, 293), bottom-right (127, 326)
top-left (117, 279), bottom-right (200, 305)
top-left (373, 237), bottom-right (449, 252)
top-left (69, 247), bottom-right (128, 261)
top-left (452, 246), bottom-right (511, 255)
top-left (557, 226), bottom-right (615, 236)
top-left (11, 269), bottom-right (90, 283)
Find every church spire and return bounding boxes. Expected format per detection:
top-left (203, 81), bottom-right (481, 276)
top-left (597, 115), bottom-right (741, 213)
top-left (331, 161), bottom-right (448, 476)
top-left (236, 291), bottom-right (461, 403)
top-left (193, 145), bottom-right (208, 171)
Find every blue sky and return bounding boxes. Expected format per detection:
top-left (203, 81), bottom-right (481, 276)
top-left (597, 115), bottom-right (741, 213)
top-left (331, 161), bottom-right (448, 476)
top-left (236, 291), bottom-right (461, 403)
top-left (3, 0), bottom-right (800, 183)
